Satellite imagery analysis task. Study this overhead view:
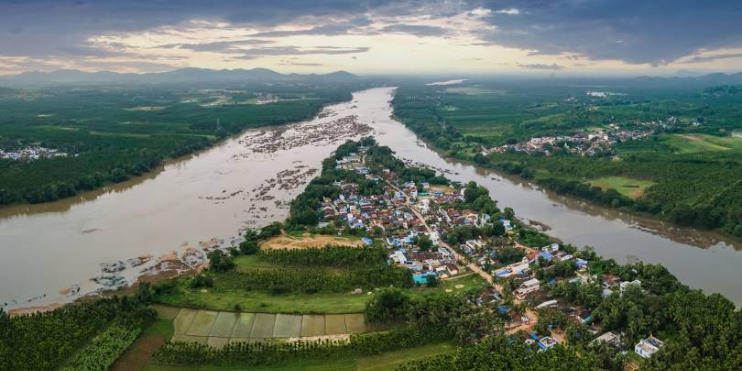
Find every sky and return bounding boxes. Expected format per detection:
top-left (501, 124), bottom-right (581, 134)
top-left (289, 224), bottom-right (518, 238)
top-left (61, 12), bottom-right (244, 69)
top-left (1, 0), bottom-right (741, 76)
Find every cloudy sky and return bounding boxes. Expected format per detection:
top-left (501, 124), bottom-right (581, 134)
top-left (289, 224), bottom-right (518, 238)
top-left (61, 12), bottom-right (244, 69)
top-left (1, 0), bottom-right (741, 75)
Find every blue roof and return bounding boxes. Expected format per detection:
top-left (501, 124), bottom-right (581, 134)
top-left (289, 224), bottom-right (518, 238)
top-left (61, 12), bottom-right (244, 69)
top-left (576, 259), bottom-right (588, 266)
top-left (497, 305), bottom-right (509, 314)
top-left (496, 269), bottom-right (511, 277)
top-left (413, 272), bottom-right (435, 284)
top-left (361, 237), bottom-right (373, 245)
top-left (540, 252), bottom-right (554, 260)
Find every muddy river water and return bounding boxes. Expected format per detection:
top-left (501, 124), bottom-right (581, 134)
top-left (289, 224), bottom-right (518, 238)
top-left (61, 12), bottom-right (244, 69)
top-left (1, 87), bottom-right (741, 311)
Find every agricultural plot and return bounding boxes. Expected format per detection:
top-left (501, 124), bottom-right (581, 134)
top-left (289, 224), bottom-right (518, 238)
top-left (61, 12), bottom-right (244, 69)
top-left (169, 308), bottom-right (369, 347)
top-left (300, 315), bottom-right (326, 337)
top-left (185, 310), bottom-right (219, 336)
top-left (589, 176), bottom-right (655, 199)
top-left (251, 314), bottom-right (278, 339)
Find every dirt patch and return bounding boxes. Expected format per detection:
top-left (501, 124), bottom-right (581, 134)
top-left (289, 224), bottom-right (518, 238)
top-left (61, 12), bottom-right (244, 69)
top-left (109, 334), bottom-right (165, 371)
top-left (260, 233), bottom-right (365, 250)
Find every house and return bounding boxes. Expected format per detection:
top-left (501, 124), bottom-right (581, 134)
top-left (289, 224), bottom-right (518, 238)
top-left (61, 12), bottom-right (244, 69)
top-left (577, 310), bottom-right (594, 324)
top-left (542, 243), bottom-right (559, 252)
top-left (535, 299), bottom-right (558, 310)
top-left (591, 331), bottom-right (622, 348)
top-left (445, 264), bottom-right (459, 276)
top-left (635, 336), bottom-right (663, 358)
top-left (516, 278), bottom-right (540, 295)
top-left (538, 336), bottom-right (558, 350)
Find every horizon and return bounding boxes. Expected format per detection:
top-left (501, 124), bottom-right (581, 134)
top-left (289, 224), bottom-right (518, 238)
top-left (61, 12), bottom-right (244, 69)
top-left (1, 0), bottom-right (741, 77)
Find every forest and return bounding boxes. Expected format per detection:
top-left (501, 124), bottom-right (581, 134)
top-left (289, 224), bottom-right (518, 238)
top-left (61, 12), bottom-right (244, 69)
top-left (392, 79), bottom-right (742, 238)
top-left (0, 80), bottom-right (362, 205)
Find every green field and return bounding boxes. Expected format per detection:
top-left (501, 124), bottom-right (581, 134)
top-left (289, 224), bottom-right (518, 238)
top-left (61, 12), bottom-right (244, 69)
top-left (589, 176), bottom-right (655, 199)
top-left (143, 342), bottom-right (455, 371)
top-left (158, 272), bottom-right (487, 314)
top-left (666, 134), bottom-right (742, 153)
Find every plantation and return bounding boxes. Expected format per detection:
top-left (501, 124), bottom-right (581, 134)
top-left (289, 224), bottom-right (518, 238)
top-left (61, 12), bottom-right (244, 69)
top-left (0, 296), bottom-right (155, 371)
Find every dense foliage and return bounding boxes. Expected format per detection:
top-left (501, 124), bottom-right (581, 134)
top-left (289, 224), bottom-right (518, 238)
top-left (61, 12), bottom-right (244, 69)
top-left (0, 297), bottom-right (154, 371)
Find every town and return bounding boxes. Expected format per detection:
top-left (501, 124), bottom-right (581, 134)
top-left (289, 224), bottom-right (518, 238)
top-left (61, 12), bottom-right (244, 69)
top-left (322, 139), bottom-right (663, 360)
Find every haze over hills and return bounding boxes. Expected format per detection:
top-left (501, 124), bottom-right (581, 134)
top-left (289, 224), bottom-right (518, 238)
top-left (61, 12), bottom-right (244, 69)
top-left (0, 67), bottom-right (360, 86)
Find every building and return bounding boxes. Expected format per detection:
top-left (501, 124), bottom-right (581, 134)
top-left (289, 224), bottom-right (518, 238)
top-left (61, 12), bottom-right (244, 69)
top-left (538, 336), bottom-right (558, 350)
top-left (635, 336), bottom-right (663, 358)
top-left (591, 331), bottom-right (622, 348)
top-left (516, 278), bottom-right (540, 295)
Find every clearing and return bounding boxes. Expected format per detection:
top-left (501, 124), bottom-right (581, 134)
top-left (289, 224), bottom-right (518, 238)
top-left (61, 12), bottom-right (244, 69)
top-left (260, 233), bottom-right (365, 250)
top-left (668, 134), bottom-right (737, 153)
top-left (589, 176), bottom-right (655, 199)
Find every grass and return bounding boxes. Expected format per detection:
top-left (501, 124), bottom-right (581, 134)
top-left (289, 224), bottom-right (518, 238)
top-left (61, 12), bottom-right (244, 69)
top-left (589, 176), bottom-right (656, 199)
top-left (158, 273), bottom-right (488, 315)
top-left (159, 288), bottom-right (373, 314)
top-left (142, 342), bottom-right (454, 371)
top-left (667, 134), bottom-right (735, 153)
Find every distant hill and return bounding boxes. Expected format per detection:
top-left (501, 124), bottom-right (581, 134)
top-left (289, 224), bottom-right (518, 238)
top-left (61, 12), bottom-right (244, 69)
top-left (0, 68), bottom-right (360, 86)
top-left (633, 72), bottom-right (742, 86)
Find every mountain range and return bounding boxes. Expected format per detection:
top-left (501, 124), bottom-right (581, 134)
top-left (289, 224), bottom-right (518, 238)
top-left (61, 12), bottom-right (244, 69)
top-left (0, 68), bottom-right (360, 86)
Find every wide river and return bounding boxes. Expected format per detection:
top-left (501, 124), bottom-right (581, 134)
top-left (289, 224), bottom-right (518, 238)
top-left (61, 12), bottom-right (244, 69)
top-left (2, 87), bottom-right (741, 311)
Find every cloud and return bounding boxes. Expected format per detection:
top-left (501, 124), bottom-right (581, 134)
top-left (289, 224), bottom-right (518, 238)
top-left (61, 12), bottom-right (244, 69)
top-left (380, 24), bottom-right (448, 37)
top-left (474, 0), bottom-right (742, 64)
top-left (518, 63), bottom-right (563, 70)
top-left (1, 0), bottom-right (741, 72)
top-left (494, 8), bottom-right (519, 15)
top-left (678, 51), bottom-right (742, 64)
top-left (159, 39), bottom-right (274, 53)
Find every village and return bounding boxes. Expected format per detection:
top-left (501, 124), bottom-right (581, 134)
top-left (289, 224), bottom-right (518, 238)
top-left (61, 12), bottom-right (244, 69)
top-left (0, 146), bottom-right (69, 161)
top-left (321, 144), bottom-right (663, 359)
top-left (482, 116), bottom-right (698, 158)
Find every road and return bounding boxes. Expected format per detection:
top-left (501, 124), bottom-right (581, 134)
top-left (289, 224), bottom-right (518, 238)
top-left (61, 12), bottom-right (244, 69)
top-left (394, 183), bottom-right (539, 334)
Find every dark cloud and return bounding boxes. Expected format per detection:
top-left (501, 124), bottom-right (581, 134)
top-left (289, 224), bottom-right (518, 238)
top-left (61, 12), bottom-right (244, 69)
top-left (474, 0), bottom-right (742, 64)
top-left (159, 39), bottom-right (274, 53)
top-left (380, 24), bottom-right (448, 37)
top-left (679, 52), bottom-right (742, 64)
top-left (1, 0), bottom-right (741, 69)
top-left (518, 63), bottom-right (563, 70)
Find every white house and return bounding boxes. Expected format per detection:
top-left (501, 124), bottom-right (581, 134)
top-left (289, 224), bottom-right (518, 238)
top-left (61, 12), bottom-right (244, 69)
top-left (517, 278), bottom-right (540, 295)
top-left (635, 336), bottom-right (663, 358)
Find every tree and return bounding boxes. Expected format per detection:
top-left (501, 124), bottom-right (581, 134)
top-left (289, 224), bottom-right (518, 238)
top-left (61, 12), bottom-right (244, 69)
top-left (417, 234), bottom-right (433, 251)
top-left (426, 274), bottom-right (439, 287)
top-left (207, 250), bottom-right (235, 273)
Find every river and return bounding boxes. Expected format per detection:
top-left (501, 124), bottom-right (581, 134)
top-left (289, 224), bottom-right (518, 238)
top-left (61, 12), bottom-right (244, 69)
top-left (1, 87), bottom-right (741, 311)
